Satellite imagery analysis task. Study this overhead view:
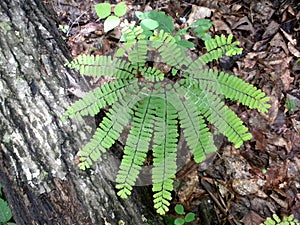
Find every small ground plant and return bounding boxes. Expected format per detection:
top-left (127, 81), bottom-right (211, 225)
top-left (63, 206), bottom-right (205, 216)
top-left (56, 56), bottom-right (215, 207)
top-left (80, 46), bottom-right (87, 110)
top-left (62, 2), bottom-right (270, 215)
top-left (261, 214), bottom-right (300, 225)
top-left (94, 2), bottom-right (127, 32)
top-left (0, 184), bottom-right (16, 225)
top-left (166, 204), bottom-right (195, 225)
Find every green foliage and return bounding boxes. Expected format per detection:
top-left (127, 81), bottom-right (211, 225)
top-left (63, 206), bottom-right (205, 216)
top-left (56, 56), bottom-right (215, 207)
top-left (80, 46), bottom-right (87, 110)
top-left (286, 98), bottom-right (298, 112)
top-left (62, 8), bottom-right (270, 215)
top-left (165, 204), bottom-right (196, 225)
top-left (177, 19), bottom-right (213, 43)
top-left (94, 2), bottom-right (127, 32)
top-left (122, 10), bottom-right (212, 49)
top-left (261, 214), bottom-right (300, 225)
top-left (135, 11), bottom-right (174, 34)
top-left (0, 184), bottom-right (16, 225)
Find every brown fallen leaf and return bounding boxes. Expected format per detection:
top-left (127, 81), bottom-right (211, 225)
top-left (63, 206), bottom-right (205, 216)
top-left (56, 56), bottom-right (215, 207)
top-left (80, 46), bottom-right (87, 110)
top-left (270, 33), bottom-right (289, 55)
top-left (288, 42), bottom-right (300, 57)
top-left (214, 20), bottom-right (232, 34)
top-left (186, 5), bottom-right (212, 25)
top-left (280, 68), bottom-right (294, 91)
top-left (232, 178), bottom-right (266, 196)
top-left (231, 16), bottom-right (255, 34)
top-left (262, 21), bottom-right (280, 39)
top-left (241, 210), bottom-right (265, 225)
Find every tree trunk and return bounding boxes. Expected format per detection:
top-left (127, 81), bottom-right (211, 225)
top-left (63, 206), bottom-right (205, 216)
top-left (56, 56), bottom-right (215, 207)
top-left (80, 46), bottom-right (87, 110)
top-left (0, 0), bottom-right (162, 224)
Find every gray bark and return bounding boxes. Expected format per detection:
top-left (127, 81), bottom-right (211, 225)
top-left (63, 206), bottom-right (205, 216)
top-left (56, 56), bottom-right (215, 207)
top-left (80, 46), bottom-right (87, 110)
top-left (0, 0), bottom-right (162, 224)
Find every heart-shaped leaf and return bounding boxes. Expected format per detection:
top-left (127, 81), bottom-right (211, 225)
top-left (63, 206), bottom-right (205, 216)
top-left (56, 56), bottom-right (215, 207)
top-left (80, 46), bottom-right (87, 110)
top-left (104, 16), bottom-right (120, 32)
top-left (94, 3), bottom-right (111, 19)
top-left (0, 199), bottom-right (12, 223)
top-left (114, 2), bottom-right (127, 17)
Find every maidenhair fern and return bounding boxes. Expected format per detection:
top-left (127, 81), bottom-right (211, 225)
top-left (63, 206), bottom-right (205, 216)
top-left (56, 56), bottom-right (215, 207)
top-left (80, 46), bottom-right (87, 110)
top-left (261, 214), bottom-right (300, 225)
top-left (62, 10), bottom-right (270, 215)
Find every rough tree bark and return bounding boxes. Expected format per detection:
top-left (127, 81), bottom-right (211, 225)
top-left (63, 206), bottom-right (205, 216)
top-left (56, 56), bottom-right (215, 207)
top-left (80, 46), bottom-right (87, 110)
top-left (0, 0), bottom-right (162, 224)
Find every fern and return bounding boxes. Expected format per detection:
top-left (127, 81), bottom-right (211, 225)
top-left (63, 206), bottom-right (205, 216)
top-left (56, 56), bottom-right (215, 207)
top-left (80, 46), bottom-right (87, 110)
top-left (152, 89), bottom-right (178, 215)
top-left (261, 214), bottom-right (300, 225)
top-left (62, 14), bottom-right (270, 215)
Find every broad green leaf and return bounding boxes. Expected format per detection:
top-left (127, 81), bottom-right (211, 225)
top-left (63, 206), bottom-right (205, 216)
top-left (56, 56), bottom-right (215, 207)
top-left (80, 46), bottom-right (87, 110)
top-left (185, 212), bottom-right (196, 222)
top-left (104, 16), bottom-right (120, 32)
top-left (140, 18), bottom-right (159, 30)
top-left (135, 11), bottom-right (149, 20)
top-left (148, 11), bottom-right (174, 33)
top-left (94, 3), bottom-right (111, 19)
top-left (174, 204), bottom-right (184, 215)
top-left (0, 199), bottom-right (12, 223)
top-left (114, 2), bottom-right (127, 17)
top-left (174, 218), bottom-right (185, 225)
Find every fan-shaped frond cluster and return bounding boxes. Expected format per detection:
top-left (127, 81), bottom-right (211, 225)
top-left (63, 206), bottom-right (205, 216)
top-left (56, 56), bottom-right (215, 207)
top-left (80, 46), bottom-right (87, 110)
top-left (62, 27), bottom-right (270, 215)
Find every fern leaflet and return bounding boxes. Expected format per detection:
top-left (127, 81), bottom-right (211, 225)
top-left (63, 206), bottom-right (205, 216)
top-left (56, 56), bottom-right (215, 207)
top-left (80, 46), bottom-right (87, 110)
top-left (116, 95), bottom-right (155, 198)
top-left (152, 91), bottom-right (178, 215)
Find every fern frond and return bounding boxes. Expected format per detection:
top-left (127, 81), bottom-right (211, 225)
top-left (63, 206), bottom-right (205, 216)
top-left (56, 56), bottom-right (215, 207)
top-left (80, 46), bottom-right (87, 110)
top-left (61, 79), bottom-right (138, 121)
top-left (183, 84), bottom-right (252, 148)
top-left (216, 71), bottom-right (271, 113)
top-left (140, 66), bottom-right (164, 82)
top-left (150, 30), bottom-right (191, 68)
top-left (66, 55), bottom-right (137, 79)
top-left (128, 39), bottom-right (148, 67)
top-left (182, 69), bottom-right (270, 113)
top-left (78, 83), bottom-right (141, 170)
top-left (200, 34), bottom-right (242, 64)
top-left (151, 92), bottom-right (178, 215)
top-left (167, 83), bottom-right (217, 163)
top-left (181, 69), bottom-right (223, 96)
top-left (116, 96), bottom-right (155, 198)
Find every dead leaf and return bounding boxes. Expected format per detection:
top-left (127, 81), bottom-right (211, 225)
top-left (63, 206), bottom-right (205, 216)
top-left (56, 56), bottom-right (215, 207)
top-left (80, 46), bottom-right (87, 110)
top-left (267, 134), bottom-right (292, 152)
top-left (270, 33), bottom-right (289, 55)
top-left (187, 5), bottom-right (212, 25)
top-left (214, 20), bottom-right (232, 34)
top-left (288, 42), bottom-right (300, 57)
top-left (292, 118), bottom-right (300, 133)
top-left (280, 28), bottom-right (297, 45)
top-left (232, 16), bottom-right (255, 34)
top-left (232, 179), bottom-right (266, 196)
top-left (280, 68), bottom-right (294, 91)
top-left (251, 1), bottom-right (275, 20)
top-left (241, 210), bottom-right (265, 225)
top-left (262, 21), bottom-right (280, 39)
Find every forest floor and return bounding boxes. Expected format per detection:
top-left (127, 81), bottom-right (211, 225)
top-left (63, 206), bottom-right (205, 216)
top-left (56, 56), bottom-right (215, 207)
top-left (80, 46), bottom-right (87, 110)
top-left (50, 0), bottom-right (300, 224)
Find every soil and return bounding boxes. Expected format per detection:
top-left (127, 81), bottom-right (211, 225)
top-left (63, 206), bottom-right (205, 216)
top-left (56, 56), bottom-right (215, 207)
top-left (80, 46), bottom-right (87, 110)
top-left (48, 0), bottom-right (300, 224)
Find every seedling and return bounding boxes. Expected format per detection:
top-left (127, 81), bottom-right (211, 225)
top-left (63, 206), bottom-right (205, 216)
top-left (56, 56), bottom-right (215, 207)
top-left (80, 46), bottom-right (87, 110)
top-left (261, 214), bottom-right (300, 225)
top-left (0, 184), bottom-right (16, 225)
top-left (94, 2), bottom-right (127, 33)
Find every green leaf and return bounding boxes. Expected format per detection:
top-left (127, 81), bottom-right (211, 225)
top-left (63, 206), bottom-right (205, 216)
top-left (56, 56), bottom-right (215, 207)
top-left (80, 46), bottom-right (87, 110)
top-left (115, 48), bottom-right (125, 57)
top-left (148, 11), bottom-right (174, 33)
top-left (0, 199), bottom-right (12, 223)
top-left (104, 15), bottom-right (120, 32)
top-left (272, 214), bottom-right (281, 223)
top-left (94, 3), bottom-right (111, 19)
top-left (176, 27), bottom-right (189, 36)
top-left (140, 18), bottom-right (159, 30)
top-left (176, 40), bottom-right (194, 49)
top-left (185, 212), bottom-right (196, 222)
top-left (175, 204), bottom-right (185, 215)
top-left (114, 2), bottom-right (127, 17)
top-left (174, 218), bottom-right (185, 225)
top-left (135, 11), bottom-right (148, 20)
